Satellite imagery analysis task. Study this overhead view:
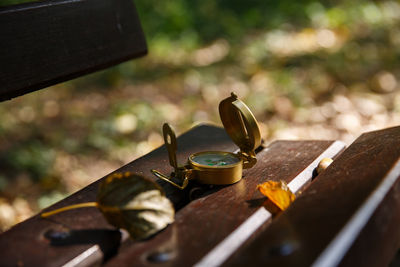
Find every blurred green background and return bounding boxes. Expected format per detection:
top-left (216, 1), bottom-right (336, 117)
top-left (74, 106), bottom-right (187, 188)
top-left (0, 0), bottom-right (400, 230)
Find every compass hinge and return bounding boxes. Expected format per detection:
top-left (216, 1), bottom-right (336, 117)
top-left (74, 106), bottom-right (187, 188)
top-left (239, 151), bottom-right (257, 169)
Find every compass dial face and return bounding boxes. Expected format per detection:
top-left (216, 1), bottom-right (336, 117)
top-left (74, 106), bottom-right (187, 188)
top-left (191, 152), bottom-right (240, 167)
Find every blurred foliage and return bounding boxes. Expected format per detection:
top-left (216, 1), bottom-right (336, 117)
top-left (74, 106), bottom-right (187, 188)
top-left (0, 0), bottom-right (400, 230)
top-left (0, 0), bottom-right (38, 7)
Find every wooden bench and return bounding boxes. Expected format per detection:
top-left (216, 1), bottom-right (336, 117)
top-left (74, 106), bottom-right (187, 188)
top-left (0, 0), bottom-right (147, 101)
top-left (1, 1), bottom-right (400, 266)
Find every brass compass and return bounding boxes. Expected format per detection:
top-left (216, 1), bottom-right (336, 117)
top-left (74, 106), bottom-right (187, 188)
top-left (151, 92), bottom-right (261, 189)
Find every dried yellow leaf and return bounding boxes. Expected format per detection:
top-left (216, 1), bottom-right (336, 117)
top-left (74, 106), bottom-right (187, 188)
top-left (41, 172), bottom-right (175, 240)
top-left (97, 172), bottom-right (175, 240)
top-left (257, 180), bottom-right (295, 211)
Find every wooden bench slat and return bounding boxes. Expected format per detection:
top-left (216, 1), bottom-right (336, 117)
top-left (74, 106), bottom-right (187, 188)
top-left (0, 125), bottom-right (344, 266)
top-left (0, 0), bottom-right (147, 101)
top-left (104, 140), bottom-right (342, 266)
top-left (0, 125), bottom-right (235, 266)
top-left (3, 123), bottom-right (398, 266)
top-left (225, 126), bottom-right (400, 267)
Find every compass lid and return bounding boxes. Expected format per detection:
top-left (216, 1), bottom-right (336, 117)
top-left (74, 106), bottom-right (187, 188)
top-left (219, 92), bottom-right (261, 157)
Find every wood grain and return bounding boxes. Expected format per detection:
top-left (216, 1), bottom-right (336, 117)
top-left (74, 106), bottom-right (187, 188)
top-left (0, 124), bottom-right (339, 266)
top-left (0, 125), bottom-right (235, 266)
top-left (104, 140), bottom-right (337, 266)
top-left (0, 0), bottom-right (147, 101)
top-left (225, 126), bottom-right (400, 267)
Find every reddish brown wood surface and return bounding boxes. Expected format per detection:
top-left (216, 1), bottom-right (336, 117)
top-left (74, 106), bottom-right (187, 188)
top-left (104, 140), bottom-right (336, 266)
top-left (225, 126), bottom-right (400, 267)
top-left (0, 124), bottom-right (338, 266)
top-left (0, 125), bottom-right (236, 266)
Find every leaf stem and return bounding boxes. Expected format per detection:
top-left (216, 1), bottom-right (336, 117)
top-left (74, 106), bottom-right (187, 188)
top-left (41, 202), bottom-right (98, 218)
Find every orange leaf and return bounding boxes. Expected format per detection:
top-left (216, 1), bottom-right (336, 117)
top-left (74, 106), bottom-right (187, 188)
top-left (257, 180), bottom-right (295, 211)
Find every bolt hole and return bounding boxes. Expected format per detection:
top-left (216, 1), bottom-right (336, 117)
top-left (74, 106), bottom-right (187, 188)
top-left (268, 241), bottom-right (298, 257)
top-left (146, 251), bottom-right (173, 263)
top-left (43, 228), bottom-right (71, 242)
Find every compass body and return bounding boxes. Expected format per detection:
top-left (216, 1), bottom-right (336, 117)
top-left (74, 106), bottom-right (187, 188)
top-left (151, 92), bottom-right (261, 189)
